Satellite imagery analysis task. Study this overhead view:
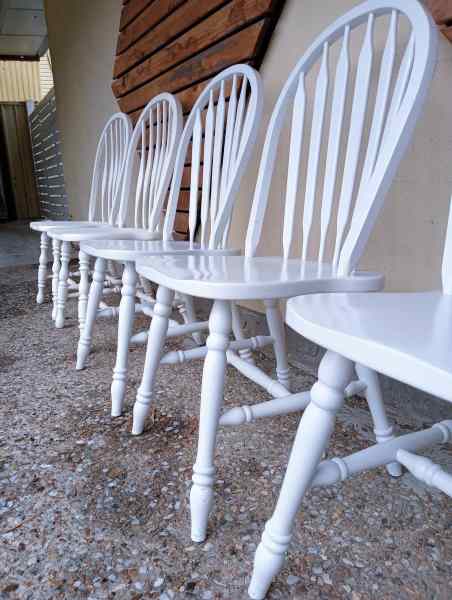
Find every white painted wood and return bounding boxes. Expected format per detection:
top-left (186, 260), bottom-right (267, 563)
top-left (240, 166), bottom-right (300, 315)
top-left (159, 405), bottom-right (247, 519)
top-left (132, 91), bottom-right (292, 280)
top-left (36, 231), bottom-right (49, 303)
top-left (257, 156), bottom-right (452, 599)
top-left (110, 66), bottom-right (262, 433)
top-left (219, 378), bottom-right (366, 426)
top-left (189, 109), bottom-right (202, 244)
top-left (132, 5), bottom-right (438, 594)
top-left (50, 96), bottom-right (181, 328)
top-left (264, 299), bottom-right (290, 389)
top-left (302, 42), bottom-right (329, 262)
top-left (51, 238), bottom-right (61, 320)
top-left (55, 240), bottom-right (71, 329)
top-left (311, 421), bottom-right (452, 487)
top-left (332, 13), bottom-right (374, 268)
top-left (78, 250), bottom-right (90, 331)
top-left (231, 301), bottom-right (255, 365)
top-left (249, 351), bottom-right (354, 600)
top-left (162, 65), bottom-right (263, 250)
top-left (209, 82), bottom-right (226, 237)
top-left (76, 257), bottom-right (107, 370)
top-left (135, 0), bottom-right (436, 436)
top-left (32, 113), bottom-right (132, 323)
top-left (355, 363), bottom-right (402, 477)
top-left (244, 0), bottom-right (437, 269)
top-left (111, 262), bottom-right (138, 417)
top-left (190, 299), bottom-right (231, 542)
top-left (226, 351), bottom-right (289, 398)
top-left (283, 73), bottom-right (306, 260)
top-left (318, 26), bottom-right (350, 263)
top-left (396, 449), bottom-right (452, 497)
top-left (132, 286), bottom-right (174, 435)
top-left (200, 92), bottom-right (215, 248)
top-left (441, 196), bottom-right (452, 294)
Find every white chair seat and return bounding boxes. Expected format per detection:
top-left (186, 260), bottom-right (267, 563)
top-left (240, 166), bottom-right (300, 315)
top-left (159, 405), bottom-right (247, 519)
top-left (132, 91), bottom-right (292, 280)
top-left (47, 227), bottom-right (162, 243)
top-left (286, 291), bottom-right (452, 403)
top-left (135, 254), bottom-right (383, 300)
top-left (80, 239), bottom-right (241, 262)
top-left (30, 220), bottom-right (102, 232)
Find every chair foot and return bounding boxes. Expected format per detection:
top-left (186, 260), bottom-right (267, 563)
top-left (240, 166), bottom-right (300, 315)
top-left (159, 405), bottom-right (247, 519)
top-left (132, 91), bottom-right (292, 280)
top-left (55, 312), bottom-right (65, 329)
top-left (386, 461), bottom-right (403, 477)
top-left (248, 523), bottom-right (289, 599)
top-left (111, 373), bottom-right (127, 417)
top-left (76, 341), bottom-right (89, 370)
top-left (37, 232), bottom-right (49, 304)
top-left (131, 398), bottom-right (149, 435)
top-left (190, 468), bottom-right (215, 542)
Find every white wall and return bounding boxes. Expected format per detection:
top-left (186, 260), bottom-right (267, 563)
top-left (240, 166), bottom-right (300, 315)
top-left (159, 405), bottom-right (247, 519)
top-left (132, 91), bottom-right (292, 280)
top-left (44, 0), bottom-right (122, 220)
top-left (228, 0), bottom-right (452, 308)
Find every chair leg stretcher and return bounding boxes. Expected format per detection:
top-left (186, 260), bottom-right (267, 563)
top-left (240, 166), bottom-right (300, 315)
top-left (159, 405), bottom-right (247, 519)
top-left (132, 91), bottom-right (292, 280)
top-left (311, 420), bottom-right (452, 490)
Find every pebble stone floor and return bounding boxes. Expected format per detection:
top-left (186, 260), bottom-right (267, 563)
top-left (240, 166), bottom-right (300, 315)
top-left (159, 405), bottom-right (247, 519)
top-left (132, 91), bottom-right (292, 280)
top-left (1, 263), bottom-right (452, 600)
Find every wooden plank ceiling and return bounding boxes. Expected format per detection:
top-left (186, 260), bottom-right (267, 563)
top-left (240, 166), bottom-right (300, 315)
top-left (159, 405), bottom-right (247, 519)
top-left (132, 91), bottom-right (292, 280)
top-left (112, 0), bottom-right (285, 238)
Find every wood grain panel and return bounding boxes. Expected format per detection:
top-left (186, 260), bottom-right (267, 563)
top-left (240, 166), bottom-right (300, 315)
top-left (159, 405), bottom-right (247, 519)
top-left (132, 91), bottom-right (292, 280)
top-left (114, 0), bottom-right (274, 96)
top-left (117, 0), bottom-right (185, 55)
top-left (113, 0), bottom-right (285, 237)
top-left (117, 22), bottom-right (264, 113)
top-left (114, 0), bottom-right (226, 77)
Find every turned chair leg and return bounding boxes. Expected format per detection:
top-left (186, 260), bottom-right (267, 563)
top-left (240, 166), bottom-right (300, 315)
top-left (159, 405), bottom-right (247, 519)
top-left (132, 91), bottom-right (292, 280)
top-left (55, 241), bottom-right (71, 329)
top-left (78, 249), bottom-right (90, 331)
top-left (76, 257), bottom-right (107, 370)
top-left (177, 294), bottom-right (204, 346)
top-left (132, 285), bottom-right (174, 434)
top-left (249, 351), bottom-right (354, 600)
top-left (190, 300), bottom-right (231, 543)
top-left (37, 232), bottom-right (49, 304)
top-left (110, 261), bottom-right (138, 417)
top-left (51, 239), bottom-right (61, 320)
top-left (231, 301), bottom-right (255, 365)
top-left (355, 364), bottom-right (403, 477)
top-left (264, 299), bottom-right (290, 390)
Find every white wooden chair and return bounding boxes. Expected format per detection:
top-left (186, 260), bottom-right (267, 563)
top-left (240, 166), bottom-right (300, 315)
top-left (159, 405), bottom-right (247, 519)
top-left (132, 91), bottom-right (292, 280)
top-left (134, 0), bottom-right (438, 562)
top-left (75, 65), bottom-right (263, 421)
top-left (48, 93), bottom-right (182, 330)
top-left (30, 112), bottom-right (132, 305)
top-left (250, 193), bottom-right (452, 599)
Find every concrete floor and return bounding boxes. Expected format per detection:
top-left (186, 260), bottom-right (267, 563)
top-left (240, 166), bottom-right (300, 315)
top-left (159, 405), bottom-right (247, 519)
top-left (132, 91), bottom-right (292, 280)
top-left (0, 221), bottom-right (41, 268)
top-left (0, 263), bottom-right (451, 599)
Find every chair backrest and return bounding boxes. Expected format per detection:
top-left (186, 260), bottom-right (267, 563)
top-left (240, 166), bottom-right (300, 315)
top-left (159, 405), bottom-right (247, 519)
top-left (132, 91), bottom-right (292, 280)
top-left (87, 112), bottom-right (132, 224)
top-left (244, 0), bottom-right (437, 275)
top-left (116, 93), bottom-right (183, 230)
top-left (162, 64), bottom-right (263, 249)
